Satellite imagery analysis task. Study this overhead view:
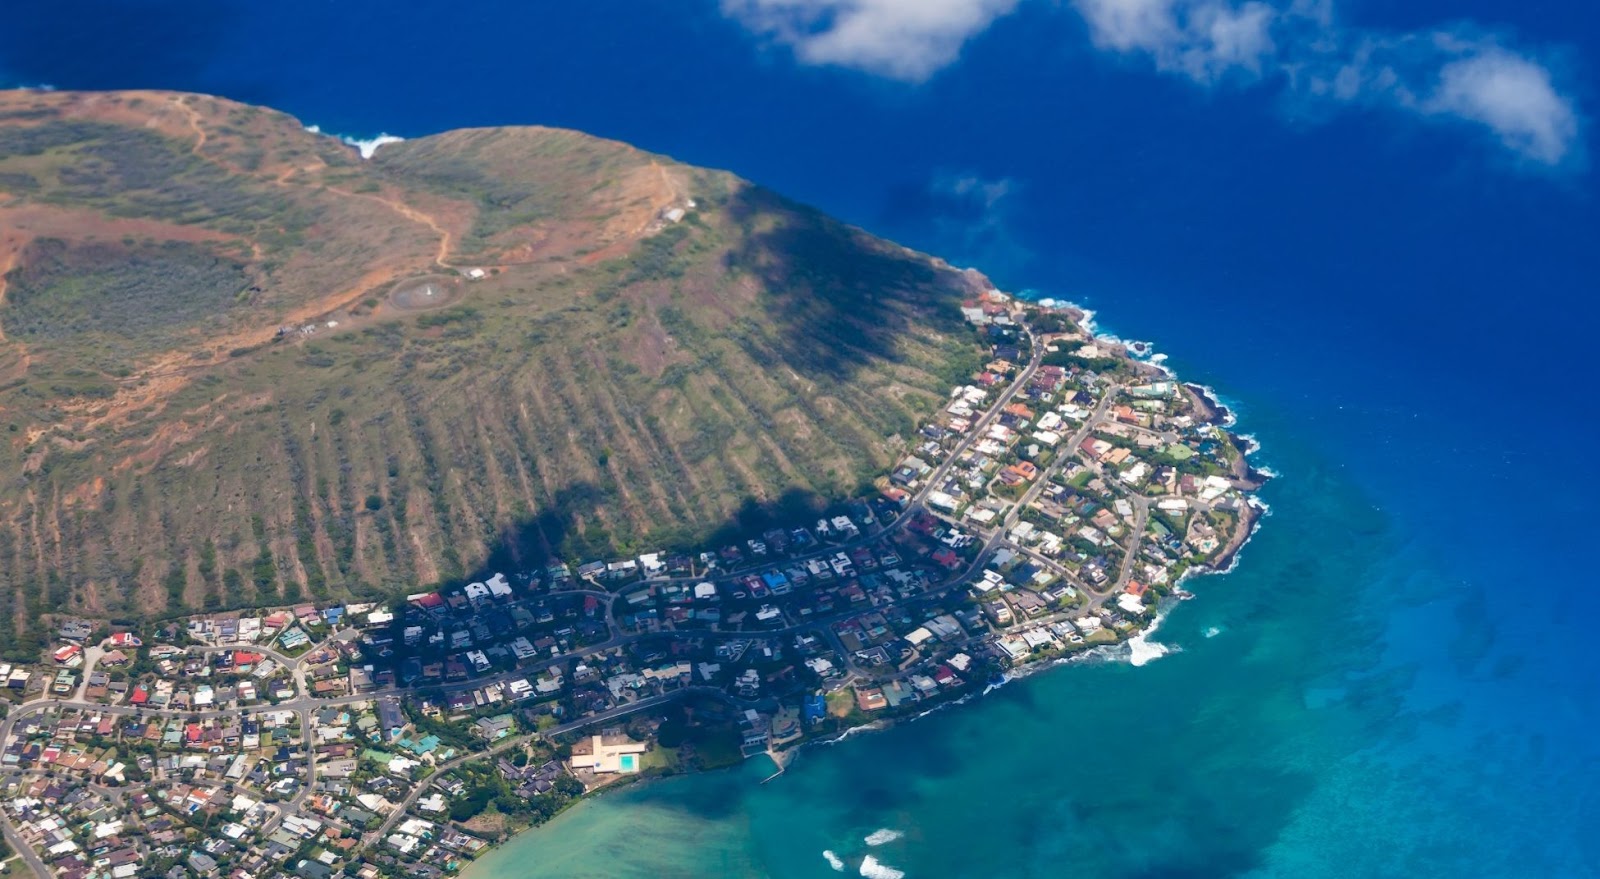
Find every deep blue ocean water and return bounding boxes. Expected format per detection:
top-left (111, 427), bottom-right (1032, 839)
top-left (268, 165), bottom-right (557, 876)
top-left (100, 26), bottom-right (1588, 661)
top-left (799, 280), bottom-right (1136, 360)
top-left (5, 2), bottom-right (1598, 876)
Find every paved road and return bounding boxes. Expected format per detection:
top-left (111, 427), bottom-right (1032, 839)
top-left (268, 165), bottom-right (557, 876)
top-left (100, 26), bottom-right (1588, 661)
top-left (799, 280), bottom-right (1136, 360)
top-left (368, 685), bottom-right (746, 843)
top-left (0, 316), bottom-right (1052, 877)
top-left (603, 323), bottom-right (1044, 603)
top-left (0, 813), bottom-right (48, 879)
top-left (1002, 386), bottom-right (1118, 534)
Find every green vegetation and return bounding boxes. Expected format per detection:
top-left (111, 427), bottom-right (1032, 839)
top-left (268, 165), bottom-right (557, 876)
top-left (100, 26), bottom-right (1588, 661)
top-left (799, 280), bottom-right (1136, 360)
top-left (4, 237), bottom-right (247, 355)
top-left (442, 753), bottom-right (585, 828)
top-left (0, 92), bottom-right (986, 636)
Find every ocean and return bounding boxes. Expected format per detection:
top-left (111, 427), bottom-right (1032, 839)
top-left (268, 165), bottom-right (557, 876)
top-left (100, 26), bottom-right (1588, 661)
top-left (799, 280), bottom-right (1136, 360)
top-left (4, 1), bottom-right (1598, 876)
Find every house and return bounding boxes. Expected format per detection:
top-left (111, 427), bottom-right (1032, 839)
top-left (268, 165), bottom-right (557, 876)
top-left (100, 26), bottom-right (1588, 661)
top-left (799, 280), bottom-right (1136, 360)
top-left (567, 734), bottom-right (647, 775)
top-left (854, 687), bottom-right (888, 712)
top-left (472, 714), bottom-right (515, 740)
top-left (931, 548), bottom-right (963, 571)
top-left (984, 600), bottom-right (1013, 626)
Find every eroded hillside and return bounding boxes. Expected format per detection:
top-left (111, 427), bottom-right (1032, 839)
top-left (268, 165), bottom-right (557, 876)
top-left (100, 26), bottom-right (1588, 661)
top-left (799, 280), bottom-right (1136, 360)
top-left (0, 90), bottom-right (986, 652)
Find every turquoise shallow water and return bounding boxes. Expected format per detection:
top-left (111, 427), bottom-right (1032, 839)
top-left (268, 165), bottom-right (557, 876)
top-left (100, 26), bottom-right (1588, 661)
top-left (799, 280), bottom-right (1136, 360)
top-left (468, 424), bottom-right (1590, 879)
top-left (5, 3), bottom-right (1597, 875)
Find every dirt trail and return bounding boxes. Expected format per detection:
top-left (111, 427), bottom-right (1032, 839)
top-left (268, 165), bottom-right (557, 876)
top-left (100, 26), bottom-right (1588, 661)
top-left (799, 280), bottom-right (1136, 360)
top-left (37, 97), bottom-right (454, 425)
top-left (176, 95), bottom-right (454, 267)
top-left (327, 185), bottom-right (455, 268)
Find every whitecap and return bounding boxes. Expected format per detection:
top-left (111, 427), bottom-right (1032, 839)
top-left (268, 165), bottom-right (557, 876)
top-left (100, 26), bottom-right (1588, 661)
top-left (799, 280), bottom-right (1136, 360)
top-left (864, 828), bottom-right (903, 846)
top-left (828, 721), bottom-right (887, 744)
top-left (911, 693), bottom-right (972, 721)
top-left (1203, 625), bottom-right (1223, 639)
top-left (860, 855), bottom-right (906, 879)
top-left (823, 851), bottom-right (845, 872)
top-left (303, 123), bottom-right (404, 159)
top-left (342, 133), bottom-right (404, 159)
top-left (1126, 609), bottom-right (1176, 667)
top-left (1126, 633), bottom-right (1171, 666)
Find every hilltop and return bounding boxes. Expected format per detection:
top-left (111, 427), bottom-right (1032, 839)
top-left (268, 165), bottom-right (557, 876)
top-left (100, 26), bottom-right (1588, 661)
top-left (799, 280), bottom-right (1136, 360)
top-left (0, 90), bottom-right (988, 649)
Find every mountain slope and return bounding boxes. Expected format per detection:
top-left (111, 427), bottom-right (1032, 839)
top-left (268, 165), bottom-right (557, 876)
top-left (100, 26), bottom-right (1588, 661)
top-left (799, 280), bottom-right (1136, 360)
top-left (0, 90), bottom-right (986, 648)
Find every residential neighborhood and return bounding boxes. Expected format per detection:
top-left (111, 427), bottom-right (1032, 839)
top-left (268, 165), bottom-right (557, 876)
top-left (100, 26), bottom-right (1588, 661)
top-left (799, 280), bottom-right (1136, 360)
top-left (0, 295), bottom-right (1265, 879)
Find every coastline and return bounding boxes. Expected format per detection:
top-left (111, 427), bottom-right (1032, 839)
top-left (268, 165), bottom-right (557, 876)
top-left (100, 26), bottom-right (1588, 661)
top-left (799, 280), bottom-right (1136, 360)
top-left (457, 297), bottom-right (1271, 879)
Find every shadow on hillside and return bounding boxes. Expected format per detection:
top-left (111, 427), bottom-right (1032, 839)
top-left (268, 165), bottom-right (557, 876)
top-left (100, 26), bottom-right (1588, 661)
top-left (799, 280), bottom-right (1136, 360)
top-left (720, 185), bottom-right (974, 384)
top-left (482, 484), bottom-right (854, 577)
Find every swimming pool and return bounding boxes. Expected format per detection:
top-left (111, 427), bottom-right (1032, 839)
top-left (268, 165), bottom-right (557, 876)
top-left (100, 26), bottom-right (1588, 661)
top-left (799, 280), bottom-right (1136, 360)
top-left (620, 754), bottom-right (638, 771)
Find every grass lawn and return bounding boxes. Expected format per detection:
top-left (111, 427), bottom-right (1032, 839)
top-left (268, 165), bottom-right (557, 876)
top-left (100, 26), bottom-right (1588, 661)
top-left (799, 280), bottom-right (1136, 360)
top-left (640, 746), bottom-right (679, 772)
top-left (825, 690), bottom-right (854, 718)
top-left (694, 729), bottom-right (744, 770)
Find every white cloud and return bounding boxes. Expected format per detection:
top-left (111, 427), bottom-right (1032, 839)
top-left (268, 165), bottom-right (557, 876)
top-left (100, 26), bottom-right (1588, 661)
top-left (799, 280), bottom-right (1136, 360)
top-left (1074, 0), bottom-right (1582, 166)
top-left (1427, 47), bottom-right (1579, 166)
top-left (1075, 0), bottom-right (1277, 83)
top-left (721, 0), bottom-right (1020, 81)
top-left (720, 0), bottom-right (1583, 168)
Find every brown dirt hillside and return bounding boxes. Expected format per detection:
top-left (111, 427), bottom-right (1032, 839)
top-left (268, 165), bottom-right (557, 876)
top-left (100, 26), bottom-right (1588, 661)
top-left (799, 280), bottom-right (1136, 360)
top-left (0, 89), bottom-right (988, 651)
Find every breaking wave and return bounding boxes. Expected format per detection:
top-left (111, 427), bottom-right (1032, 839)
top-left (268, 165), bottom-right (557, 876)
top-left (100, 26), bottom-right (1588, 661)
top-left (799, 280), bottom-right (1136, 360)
top-left (303, 123), bottom-right (405, 159)
top-left (1126, 608), bottom-right (1176, 667)
top-left (864, 828), bottom-right (903, 846)
top-left (823, 851), bottom-right (845, 871)
top-left (859, 855), bottom-right (905, 879)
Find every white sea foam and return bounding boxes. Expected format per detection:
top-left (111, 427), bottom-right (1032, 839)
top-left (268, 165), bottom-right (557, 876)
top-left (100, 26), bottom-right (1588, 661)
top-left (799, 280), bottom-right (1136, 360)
top-left (343, 133), bottom-right (404, 159)
top-left (912, 693), bottom-right (972, 720)
top-left (303, 124), bottom-right (404, 159)
top-left (823, 851), bottom-right (845, 871)
top-left (1126, 632), bottom-right (1171, 666)
top-left (829, 721), bottom-right (887, 744)
top-left (1126, 608), bottom-right (1176, 667)
top-left (1203, 625), bottom-right (1223, 639)
top-left (859, 855), bottom-right (905, 879)
top-left (864, 829), bottom-right (903, 846)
